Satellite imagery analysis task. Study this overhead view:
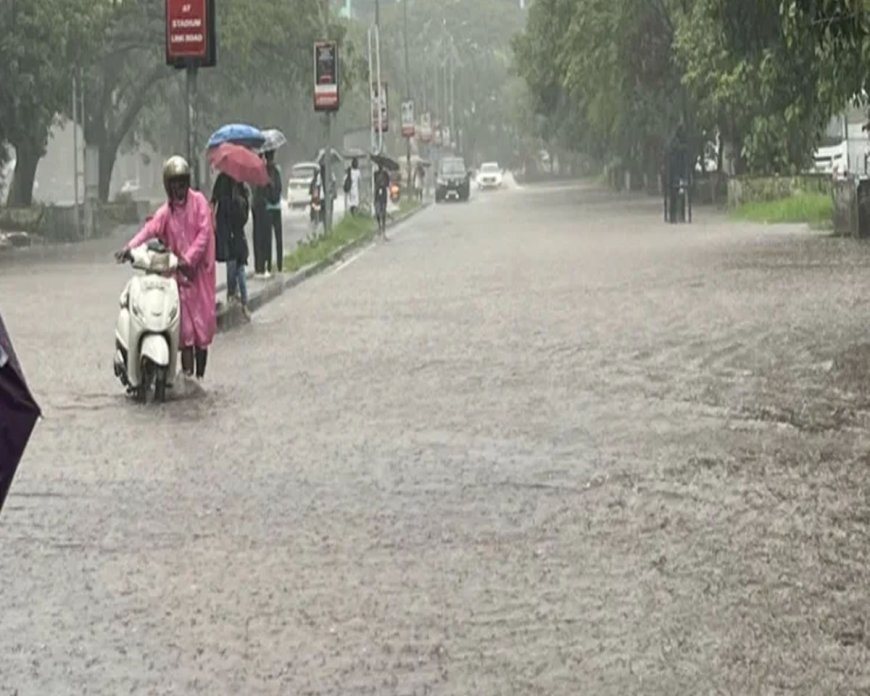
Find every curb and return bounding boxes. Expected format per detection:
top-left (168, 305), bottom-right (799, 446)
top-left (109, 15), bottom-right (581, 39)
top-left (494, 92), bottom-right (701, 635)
top-left (217, 202), bottom-right (431, 331)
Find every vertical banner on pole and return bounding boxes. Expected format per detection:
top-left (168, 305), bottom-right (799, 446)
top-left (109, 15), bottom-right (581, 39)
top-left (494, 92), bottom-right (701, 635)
top-left (401, 101), bottom-right (415, 139)
top-left (314, 41), bottom-right (340, 112)
top-left (372, 82), bottom-right (389, 133)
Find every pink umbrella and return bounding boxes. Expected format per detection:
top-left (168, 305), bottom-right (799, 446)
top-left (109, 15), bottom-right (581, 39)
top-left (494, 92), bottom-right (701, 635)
top-left (207, 143), bottom-right (269, 187)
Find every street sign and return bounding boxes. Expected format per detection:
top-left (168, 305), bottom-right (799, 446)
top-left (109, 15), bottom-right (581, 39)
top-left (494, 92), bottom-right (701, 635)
top-left (314, 41), bottom-right (340, 112)
top-left (372, 82), bottom-right (389, 133)
top-left (419, 113), bottom-right (432, 143)
top-left (401, 101), bottom-right (415, 138)
top-left (166, 0), bottom-right (208, 63)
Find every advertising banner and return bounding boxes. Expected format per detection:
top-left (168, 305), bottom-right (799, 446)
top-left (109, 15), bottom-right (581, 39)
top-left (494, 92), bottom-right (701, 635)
top-left (314, 41), bottom-right (340, 112)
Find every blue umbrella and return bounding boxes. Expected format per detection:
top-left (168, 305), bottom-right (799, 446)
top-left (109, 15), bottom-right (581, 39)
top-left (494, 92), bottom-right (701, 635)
top-left (207, 124), bottom-right (266, 150)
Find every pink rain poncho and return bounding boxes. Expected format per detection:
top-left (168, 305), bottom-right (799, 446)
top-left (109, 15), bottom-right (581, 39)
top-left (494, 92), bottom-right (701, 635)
top-left (125, 190), bottom-right (217, 349)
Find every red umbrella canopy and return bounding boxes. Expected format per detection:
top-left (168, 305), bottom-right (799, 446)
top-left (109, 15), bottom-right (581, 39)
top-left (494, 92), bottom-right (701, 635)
top-left (207, 143), bottom-right (269, 187)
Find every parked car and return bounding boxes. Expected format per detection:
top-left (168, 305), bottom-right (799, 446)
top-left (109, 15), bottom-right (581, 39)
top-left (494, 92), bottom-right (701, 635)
top-left (436, 156), bottom-right (471, 203)
top-left (286, 162), bottom-right (321, 209)
top-left (477, 162), bottom-right (504, 190)
top-left (118, 179), bottom-right (141, 197)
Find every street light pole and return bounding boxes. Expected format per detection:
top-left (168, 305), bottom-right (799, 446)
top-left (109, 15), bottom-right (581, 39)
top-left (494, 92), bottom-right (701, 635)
top-left (323, 0), bottom-right (333, 232)
top-left (403, 0), bottom-right (412, 189)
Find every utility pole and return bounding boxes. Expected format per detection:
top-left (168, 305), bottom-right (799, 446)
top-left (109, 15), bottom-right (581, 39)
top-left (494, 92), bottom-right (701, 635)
top-left (403, 0), bottom-right (412, 189)
top-left (185, 66), bottom-right (199, 189)
top-left (72, 72), bottom-right (81, 238)
top-left (323, 0), bottom-right (334, 232)
top-left (449, 40), bottom-right (455, 151)
top-left (368, 0), bottom-right (384, 206)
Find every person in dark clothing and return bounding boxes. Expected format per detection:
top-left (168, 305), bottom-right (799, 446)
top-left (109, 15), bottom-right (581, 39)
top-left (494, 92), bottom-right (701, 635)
top-left (227, 181), bottom-right (251, 319)
top-left (251, 155), bottom-right (271, 277)
top-left (263, 150), bottom-right (283, 273)
top-left (212, 173), bottom-right (238, 296)
top-left (666, 125), bottom-right (689, 224)
top-left (373, 164), bottom-right (390, 237)
top-left (212, 173), bottom-right (251, 316)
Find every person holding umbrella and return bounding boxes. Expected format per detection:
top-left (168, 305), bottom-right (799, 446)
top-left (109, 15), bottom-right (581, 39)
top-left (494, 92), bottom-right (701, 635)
top-left (116, 156), bottom-right (217, 380)
top-left (263, 150), bottom-right (284, 274)
top-left (212, 173), bottom-right (251, 319)
top-left (251, 155), bottom-right (271, 278)
top-left (374, 163), bottom-right (390, 238)
top-left (206, 142), bottom-right (271, 278)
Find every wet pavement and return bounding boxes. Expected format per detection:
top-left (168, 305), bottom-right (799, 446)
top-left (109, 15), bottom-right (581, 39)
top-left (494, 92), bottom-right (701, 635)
top-left (3, 182), bottom-right (870, 693)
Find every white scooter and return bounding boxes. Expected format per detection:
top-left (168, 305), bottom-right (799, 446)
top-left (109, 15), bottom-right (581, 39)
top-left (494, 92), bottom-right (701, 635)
top-left (113, 239), bottom-right (180, 403)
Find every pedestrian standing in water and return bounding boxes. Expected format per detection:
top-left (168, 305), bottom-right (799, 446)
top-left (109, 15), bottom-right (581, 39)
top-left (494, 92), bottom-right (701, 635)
top-left (264, 150), bottom-right (283, 273)
top-left (251, 153), bottom-right (270, 278)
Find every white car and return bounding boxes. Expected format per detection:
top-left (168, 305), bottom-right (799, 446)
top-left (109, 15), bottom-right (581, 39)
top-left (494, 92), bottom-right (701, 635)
top-left (477, 162), bottom-right (504, 190)
top-left (286, 162), bottom-right (320, 209)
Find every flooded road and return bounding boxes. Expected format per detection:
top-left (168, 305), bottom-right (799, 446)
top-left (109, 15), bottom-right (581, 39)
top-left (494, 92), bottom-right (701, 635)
top-left (3, 182), bottom-right (870, 693)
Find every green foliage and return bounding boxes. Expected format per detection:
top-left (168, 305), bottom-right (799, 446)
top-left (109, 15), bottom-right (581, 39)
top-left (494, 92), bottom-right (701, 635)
top-left (0, 0), bottom-right (104, 204)
top-left (731, 192), bottom-right (833, 226)
top-left (283, 213), bottom-right (376, 272)
top-left (82, 0), bottom-right (337, 201)
top-left (513, 0), bottom-right (855, 179)
top-left (514, 0), bottom-right (687, 176)
top-left (283, 199), bottom-right (422, 273)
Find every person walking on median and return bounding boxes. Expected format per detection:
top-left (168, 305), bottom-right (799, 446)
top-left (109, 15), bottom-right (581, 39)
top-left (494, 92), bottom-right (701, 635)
top-left (344, 157), bottom-right (362, 216)
top-left (117, 156), bottom-right (216, 380)
top-left (264, 150), bottom-right (283, 273)
top-left (414, 162), bottom-right (425, 202)
top-left (251, 153), bottom-right (271, 278)
top-left (374, 163), bottom-right (390, 238)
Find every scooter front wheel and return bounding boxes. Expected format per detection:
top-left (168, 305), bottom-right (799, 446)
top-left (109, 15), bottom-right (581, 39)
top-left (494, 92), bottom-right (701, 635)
top-left (137, 358), bottom-right (156, 403)
top-left (154, 366), bottom-right (168, 403)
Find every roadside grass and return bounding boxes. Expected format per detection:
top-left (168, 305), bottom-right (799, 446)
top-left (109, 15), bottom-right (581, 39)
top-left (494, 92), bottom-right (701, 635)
top-left (731, 193), bottom-right (833, 229)
top-left (282, 198), bottom-right (422, 273)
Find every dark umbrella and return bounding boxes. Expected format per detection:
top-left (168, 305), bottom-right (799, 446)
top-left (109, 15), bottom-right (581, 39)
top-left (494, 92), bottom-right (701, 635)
top-left (370, 153), bottom-right (400, 172)
top-left (0, 311), bottom-right (40, 515)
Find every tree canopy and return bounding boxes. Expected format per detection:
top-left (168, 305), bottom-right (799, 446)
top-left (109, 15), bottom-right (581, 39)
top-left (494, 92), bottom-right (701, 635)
top-left (513, 0), bottom-right (862, 178)
top-left (0, 0), bottom-right (104, 205)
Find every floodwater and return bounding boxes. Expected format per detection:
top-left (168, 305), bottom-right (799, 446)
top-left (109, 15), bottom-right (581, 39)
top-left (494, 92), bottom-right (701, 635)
top-left (2, 181), bottom-right (870, 693)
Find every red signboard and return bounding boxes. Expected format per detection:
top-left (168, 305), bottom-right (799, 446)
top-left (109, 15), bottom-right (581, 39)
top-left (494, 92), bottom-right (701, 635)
top-left (314, 42), bottom-right (340, 112)
top-left (166, 0), bottom-right (208, 61)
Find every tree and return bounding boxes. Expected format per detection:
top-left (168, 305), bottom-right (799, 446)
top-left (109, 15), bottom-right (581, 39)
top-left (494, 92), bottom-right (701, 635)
top-left (676, 0), bottom-right (835, 174)
top-left (0, 0), bottom-right (103, 206)
top-left (515, 0), bottom-right (688, 182)
top-left (82, 0), bottom-right (333, 201)
top-left (512, 0), bottom-right (851, 180)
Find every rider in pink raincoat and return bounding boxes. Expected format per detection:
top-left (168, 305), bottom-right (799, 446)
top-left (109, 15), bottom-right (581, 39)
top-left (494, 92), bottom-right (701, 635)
top-left (118, 156), bottom-right (216, 379)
